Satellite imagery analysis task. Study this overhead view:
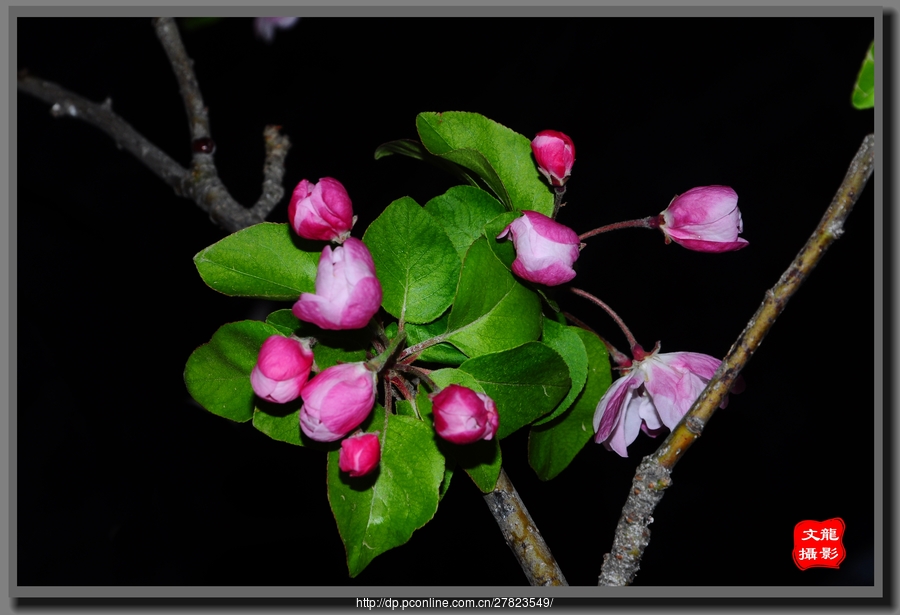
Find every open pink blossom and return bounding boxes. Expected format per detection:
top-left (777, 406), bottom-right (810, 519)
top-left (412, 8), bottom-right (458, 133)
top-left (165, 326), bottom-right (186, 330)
top-left (497, 210), bottom-right (581, 286)
top-left (531, 130), bottom-right (575, 186)
top-left (339, 431), bottom-right (381, 477)
top-left (250, 335), bottom-right (314, 404)
top-left (292, 238), bottom-right (383, 330)
top-left (254, 17), bottom-right (299, 43)
top-left (430, 385), bottom-right (499, 444)
top-left (593, 347), bottom-right (737, 457)
top-left (659, 185), bottom-right (749, 252)
top-left (288, 177), bottom-right (355, 243)
top-left (299, 362), bottom-right (377, 442)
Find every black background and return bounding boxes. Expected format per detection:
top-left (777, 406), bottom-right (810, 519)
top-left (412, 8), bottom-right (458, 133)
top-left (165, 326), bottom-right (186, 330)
top-left (16, 16), bottom-right (877, 587)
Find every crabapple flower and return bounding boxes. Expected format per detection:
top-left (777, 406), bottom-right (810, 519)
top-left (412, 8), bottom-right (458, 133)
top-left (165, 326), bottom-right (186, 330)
top-left (497, 210), bottom-right (581, 286)
top-left (339, 432), bottom-right (381, 477)
top-left (658, 185), bottom-right (749, 252)
top-left (531, 130), bottom-right (575, 186)
top-left (254, 17), bottom-right (299, 43)
top-left (593, 347), bottom-right (733, 457)
top-left (250, 335), bottom-right (314, 403)
top-left (292, 238), bottom-right (383, 330)
top-left (430, 385), bottom-right (499, 444)
top-left (299, 362), bottom-right (377, 442)
top-left (288, 178), bottom-right (355, 243)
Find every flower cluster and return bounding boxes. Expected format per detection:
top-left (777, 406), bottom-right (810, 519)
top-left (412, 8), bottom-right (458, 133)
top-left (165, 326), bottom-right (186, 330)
top-left (247, 177), bottom-right (384, 474)
top-left (251, 177), bottom-right (499, 476)
top-left (246, 127), bottom-right (749, 474)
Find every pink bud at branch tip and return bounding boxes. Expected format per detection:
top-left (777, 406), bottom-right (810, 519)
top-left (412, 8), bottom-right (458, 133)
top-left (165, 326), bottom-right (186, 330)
top-left (659, 185), bottom-right (749, 252)
top-left (250, 335), bottom-right (314, 404)
top-left (431, 385), bottom-right (499, 444)
top-left (497, 210), bottom-right (581, 286)
top-left (339, 432), bottom-right (381, 477)
top-left (288, 177), bottom-right (355, 243)
top-left (300, 362), bottom-right (377, 442)
top-left (531, 130), bottom-right (575, 186)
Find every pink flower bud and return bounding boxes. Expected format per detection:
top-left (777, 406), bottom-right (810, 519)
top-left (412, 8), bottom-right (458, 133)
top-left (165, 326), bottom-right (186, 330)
top-left (430, 385), bottom-right (499, 444)
top-left (496, 210), bottom-right (581, 286)
top-left (254, 17), bottom-right (299, 43)
top-left (658, 185), bottom-right (749, 252)
top-left (299, 362), bottom-right (377, 442)
top-left (531, 130), bottom-right (575, 186)
top-left (339, 431), bottom-right (381, 477)
top-left (292, 238), bottom-right (383, 330)
top-left (288, 178), bottom-right (355, 243)
top-left (593, 347), bottom-right (742, 457)
top-left (250, 335), bottom-right (314, 404)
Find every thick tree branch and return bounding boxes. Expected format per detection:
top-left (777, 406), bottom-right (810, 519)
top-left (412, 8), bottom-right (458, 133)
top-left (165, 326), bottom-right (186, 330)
top-left (598, 133), bottom-right (876, 586)
top-left (484, 469), bottom-right (568, 586)
top-left (17, 18), bottom-right (290, 234)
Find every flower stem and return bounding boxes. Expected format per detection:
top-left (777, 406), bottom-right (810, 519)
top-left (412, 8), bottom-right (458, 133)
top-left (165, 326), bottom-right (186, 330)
top-left (578, 216), bottom-right (658, 241)
top-left (366, 330), bottom-right (407, 373)
top-left (551, 185), bottom-right (567, 219)
top-left (569, 287), bottom-right (640, 353)
top-left (561, 311), bottom-right (631, 367)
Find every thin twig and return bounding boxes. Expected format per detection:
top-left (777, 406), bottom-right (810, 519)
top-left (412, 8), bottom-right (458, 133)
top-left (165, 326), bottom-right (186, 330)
top-left (484, 468), bottom-right (568, 586)
top-left (598, 133), bottom-right (875, 586)
top-left (17, 73), bottom-right (191, 195)
top-left (17, 18), bottom-right (290, 234)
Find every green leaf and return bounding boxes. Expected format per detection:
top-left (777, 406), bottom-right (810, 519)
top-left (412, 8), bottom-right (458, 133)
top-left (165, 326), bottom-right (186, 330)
top-left (429, 367), bottom-right (483, 393)
top-left (405, 312), bottom-right (469, 366)
top-left (363, 197), bottom-right (461, 325)
top-left (374, 139), bottom-right (491, 190)
top-left (528, 329), bottom-right (613, 481)
top-left (193, 223), bottom-right (320, 300)
top-left (439, 464), bottom-right (454, 501)
top-left (424, 186), bottom-right (506, 260)
top-left (252, 404), bottom-right (302, 446)
top-left (265, 309), bottom-right (302, 336)
top-left (394, 400), bottom-right (418, 418)
top-left (532, 321), bottom-right (588, 426)
top-left (420, 372), bottom-right (501, 492)
top-left (445, 237), bottom-right (542, 357)
top-left (458, 342), bottom-right (571, 440)
top-left (416, 112), bottom-right (554, 216)
top-left (184, 320), bottom-right (282, 422)
top-left (852, 41), bottom-right (874, 110)
top-left (328, 408), bottom-right (445, 577)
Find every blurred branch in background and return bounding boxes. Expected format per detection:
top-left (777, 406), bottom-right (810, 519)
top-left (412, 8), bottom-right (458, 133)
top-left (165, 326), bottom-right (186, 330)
top-left (17, 17), bottom-right (290, 233)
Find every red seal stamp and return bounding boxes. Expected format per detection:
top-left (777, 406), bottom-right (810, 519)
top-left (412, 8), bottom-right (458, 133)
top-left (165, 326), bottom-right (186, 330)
top-left (792, 517), bottom-right (846, 570)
